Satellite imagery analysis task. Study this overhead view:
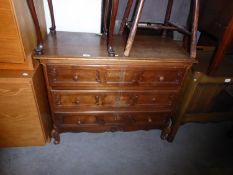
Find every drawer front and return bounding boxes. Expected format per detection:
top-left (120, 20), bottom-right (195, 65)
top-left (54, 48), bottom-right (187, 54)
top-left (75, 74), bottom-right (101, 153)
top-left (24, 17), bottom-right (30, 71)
top-left (46, 64), bottom-right (186, 89)
top-left (51, 90), bottom-right (177, 111)
top-left (54, 113), bottom-right (170, 129)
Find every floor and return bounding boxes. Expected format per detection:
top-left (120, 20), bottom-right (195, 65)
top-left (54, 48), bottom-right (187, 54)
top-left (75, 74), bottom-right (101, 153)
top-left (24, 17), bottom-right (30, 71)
top-left (0, 122), bottom-right (233, 175)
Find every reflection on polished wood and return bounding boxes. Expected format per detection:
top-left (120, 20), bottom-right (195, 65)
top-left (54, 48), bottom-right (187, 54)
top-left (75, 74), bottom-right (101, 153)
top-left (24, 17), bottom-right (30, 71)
top-left (34, 32), bottom-right (192, 61)
top-left (33, 33), bottom-right (194, 143)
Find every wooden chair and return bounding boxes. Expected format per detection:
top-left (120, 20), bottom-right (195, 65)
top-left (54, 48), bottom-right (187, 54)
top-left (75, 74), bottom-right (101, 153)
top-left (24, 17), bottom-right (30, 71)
top-left (26, 0), bottom-right (119, 56)
top-left (103, 0), bottom-right (119, 56)
top-left (120, 0), bottom-right (200, 57)
top-left (208, 16), bottom-right (233, 75)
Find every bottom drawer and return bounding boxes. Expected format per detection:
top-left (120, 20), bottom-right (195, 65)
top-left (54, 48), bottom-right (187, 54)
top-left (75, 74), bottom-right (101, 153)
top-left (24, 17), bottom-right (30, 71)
top-left (54, 112), bottom-right (170, 131)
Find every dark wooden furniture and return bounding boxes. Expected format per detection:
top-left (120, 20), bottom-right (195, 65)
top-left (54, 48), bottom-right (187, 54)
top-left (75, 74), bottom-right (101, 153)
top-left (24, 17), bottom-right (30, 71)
top-left (167, 0), bottom-right (233, 141)
top-left (34, 32), bottom-right (194, 143)
top-left (198, 0), bottom-right (233, 75)
top-left (120, 0), bottom-right (200, 57)
top-left (26, 0), bottom-right (119, 56)
top-left (168, 70), bottom-right (233, 141)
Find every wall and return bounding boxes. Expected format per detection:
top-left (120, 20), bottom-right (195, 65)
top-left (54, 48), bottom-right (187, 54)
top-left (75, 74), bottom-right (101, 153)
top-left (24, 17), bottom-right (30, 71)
top-left (43, 0), bottom-right (102, 33)
top-left (43, 0), bottom-right (191, 35)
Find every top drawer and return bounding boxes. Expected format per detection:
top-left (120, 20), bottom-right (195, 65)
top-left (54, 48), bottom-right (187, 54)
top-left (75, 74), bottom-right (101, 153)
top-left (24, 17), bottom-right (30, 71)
top-left (46, 64), bottom-right (186, 90)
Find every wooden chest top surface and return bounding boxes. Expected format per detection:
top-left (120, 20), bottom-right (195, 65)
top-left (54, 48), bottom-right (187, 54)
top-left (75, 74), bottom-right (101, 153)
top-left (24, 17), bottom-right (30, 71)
top-left (34, 32), bottom-right (194, 62)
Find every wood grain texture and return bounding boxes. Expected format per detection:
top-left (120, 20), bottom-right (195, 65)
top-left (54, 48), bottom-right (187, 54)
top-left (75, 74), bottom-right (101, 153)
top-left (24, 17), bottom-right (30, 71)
top-left (169, 71), bottom-right (233, 141)
top-left (0, 0), bottom-right (46, 70)
top-left (187, 84), bottom-right (223, 113)
top-left (35, 33), bottom-right (194, 143)
top-left (0, 0), bottom-right (25, 63)
top-left (35, 32), bottom-right (192, 61)
top-left (32, 64), bottom-right (51, 144)
top-left (46, 64), bottom-right (186, 90)
top-left (0, 65), bottom-right (50, 147)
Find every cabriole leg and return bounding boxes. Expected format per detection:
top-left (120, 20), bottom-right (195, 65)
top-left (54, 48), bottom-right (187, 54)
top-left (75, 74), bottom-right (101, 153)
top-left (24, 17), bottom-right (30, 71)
top-left (26, 0), bottom-right (44, 55)
top-left (107, 0), bottom-right (119, 57)
top-left (47, 0), bottom-right (56, 33)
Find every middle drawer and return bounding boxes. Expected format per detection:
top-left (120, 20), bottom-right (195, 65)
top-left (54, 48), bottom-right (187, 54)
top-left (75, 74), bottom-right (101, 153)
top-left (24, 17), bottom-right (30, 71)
top-left (50, 90), bottom-right (178, 112)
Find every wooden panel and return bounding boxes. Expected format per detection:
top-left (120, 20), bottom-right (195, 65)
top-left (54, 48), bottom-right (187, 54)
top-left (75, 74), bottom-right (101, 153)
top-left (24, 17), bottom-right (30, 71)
top-left (47, 64), bottom-right (185, 89)
top-left (0, 66), bottom-right (50, 147)
top-left (51, 90), bottom-right (177, 112)
top-left (0, 0), bottom-right (46, 69)
top-left (0, 0), bottom-right (11, 8)
top-left (55, 112), bottom-right (169, 130)
top-left (32, 65), bottom-right (51, 143)
top-left (12, 0), bottom-right (47, 60)
top-left (187, 84), bottom-right (224, 113)
top-left (35, 32), bottom-right (191, 60)
top-left (0, 0), bottom-right (25, 63)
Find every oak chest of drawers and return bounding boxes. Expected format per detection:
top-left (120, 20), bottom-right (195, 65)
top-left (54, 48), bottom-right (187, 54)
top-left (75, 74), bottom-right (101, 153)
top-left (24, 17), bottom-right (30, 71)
top-left (36, 32), bottom-right (194, 143)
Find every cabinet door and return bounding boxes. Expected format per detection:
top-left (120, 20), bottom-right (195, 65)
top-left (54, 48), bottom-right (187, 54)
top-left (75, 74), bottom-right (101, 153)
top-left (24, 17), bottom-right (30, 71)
top-left (0, 0), bottom-right (25, 63)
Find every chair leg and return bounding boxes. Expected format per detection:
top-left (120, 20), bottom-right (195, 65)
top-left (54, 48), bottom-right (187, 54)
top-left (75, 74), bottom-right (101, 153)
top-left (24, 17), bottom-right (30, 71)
top-left (162, 0), bottom-right (174, 38)
top-left (47, 0), bottom-right (56, 33)
top-left (119, 0), bottom-right (134, 35)
top-left (26, 0), bottom-right (44, 55)
top-left (190, 0), bottom-right (200, 59)
top-left (208, 16), bottom-right (233, 75)
top-left (107, 0), bottom-right (119, 57)
top-left (124, 0), bottom-right (145, 57)
top-left (103, 0), bottom-right (110, 35)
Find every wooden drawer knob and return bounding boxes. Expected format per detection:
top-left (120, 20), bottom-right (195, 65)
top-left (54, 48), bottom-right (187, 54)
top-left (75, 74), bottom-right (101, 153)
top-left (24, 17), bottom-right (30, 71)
top-left (75, 98), bottom-right (80, 105)
top-left (77, 119), bottom-right (81, 125)
top-left (159, 76), bottom-right (165, 81)
top-left (148, 117), bottom-right (152, 123)
top-left (95, 95), bottom-right (100, 105)
top-left (152, 97), bottom-right (157, 102)
top-left (73, 74), bottom-right (79, 81)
